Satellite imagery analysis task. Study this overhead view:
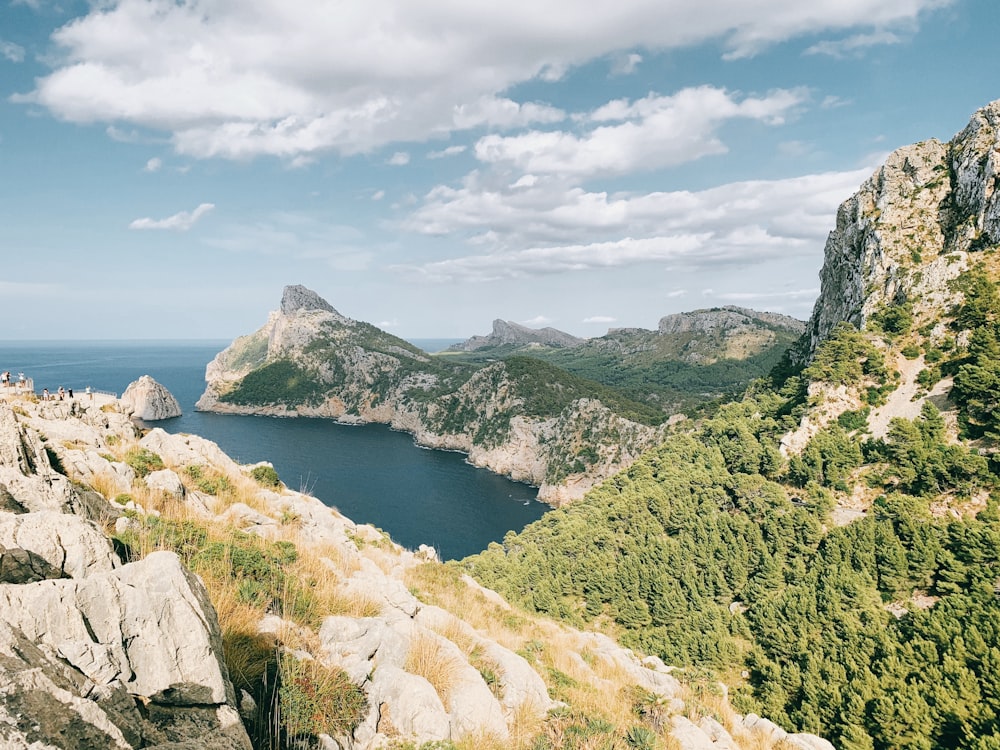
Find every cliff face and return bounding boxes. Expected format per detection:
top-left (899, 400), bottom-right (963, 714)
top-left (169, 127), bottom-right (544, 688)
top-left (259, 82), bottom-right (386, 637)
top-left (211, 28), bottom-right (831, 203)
top-left (806, 100), bottom-right (1000, 353)
top-left (197, 287), bottom-right (664, 505)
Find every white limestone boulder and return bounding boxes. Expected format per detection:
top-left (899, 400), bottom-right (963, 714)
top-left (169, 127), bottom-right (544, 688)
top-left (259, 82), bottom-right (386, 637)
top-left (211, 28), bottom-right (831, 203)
top-left (120, 376), bottom-right (182, 421)
top-left (0, 510), bottom-right (119, 580)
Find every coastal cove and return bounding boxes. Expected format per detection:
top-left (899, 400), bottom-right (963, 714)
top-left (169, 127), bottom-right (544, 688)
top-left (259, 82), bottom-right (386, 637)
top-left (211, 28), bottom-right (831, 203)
top-left (0, 340), bottom-right (545, 559)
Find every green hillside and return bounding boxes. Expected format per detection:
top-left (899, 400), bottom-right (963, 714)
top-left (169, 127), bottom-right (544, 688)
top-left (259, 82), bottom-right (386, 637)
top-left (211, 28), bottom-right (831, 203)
top-left (463, 266), bottom-right (1000, 749)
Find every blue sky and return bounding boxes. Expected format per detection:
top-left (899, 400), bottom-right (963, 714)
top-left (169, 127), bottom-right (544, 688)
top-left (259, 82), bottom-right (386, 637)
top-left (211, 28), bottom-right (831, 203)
top-left (1, 0), bottom-right (998, 341)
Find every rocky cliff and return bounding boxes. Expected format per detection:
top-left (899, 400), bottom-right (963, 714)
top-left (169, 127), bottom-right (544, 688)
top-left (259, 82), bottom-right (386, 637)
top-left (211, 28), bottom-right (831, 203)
top-left (0, 391), bottom-right (828, 750)
top-left (805, 100), bottom-right (1000, 353)
top-left (447, 319), bottom-right (585, 352)
top-left (197, 286), bottom-right (665, 505)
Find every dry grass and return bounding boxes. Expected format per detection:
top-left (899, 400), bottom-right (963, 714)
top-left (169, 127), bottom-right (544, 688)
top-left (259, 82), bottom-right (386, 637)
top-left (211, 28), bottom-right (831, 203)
top-left (404, 633), bottom-right (463, 704)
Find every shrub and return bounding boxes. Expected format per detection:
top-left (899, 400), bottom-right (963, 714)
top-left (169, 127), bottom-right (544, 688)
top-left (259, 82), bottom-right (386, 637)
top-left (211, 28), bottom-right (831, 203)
top-left (124, 447), bottom-right (165, 477)
top-left (805, 323), bottom-right (887, 387)
top-left (251, 464), bottom-right (282, 489)
top-left (278, 653), bottom-right (367, 742)
top-left (870, 301), bottom-right (913, 336)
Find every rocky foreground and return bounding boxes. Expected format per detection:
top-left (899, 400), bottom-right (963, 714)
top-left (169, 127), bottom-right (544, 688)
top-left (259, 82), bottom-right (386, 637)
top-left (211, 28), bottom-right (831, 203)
top-left (0, 388), bottom-right (830, 749)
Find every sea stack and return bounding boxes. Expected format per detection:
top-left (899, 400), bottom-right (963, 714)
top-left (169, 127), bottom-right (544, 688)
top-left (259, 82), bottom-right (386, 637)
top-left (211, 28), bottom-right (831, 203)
top-left (120, 375), bottom-right (182, 421)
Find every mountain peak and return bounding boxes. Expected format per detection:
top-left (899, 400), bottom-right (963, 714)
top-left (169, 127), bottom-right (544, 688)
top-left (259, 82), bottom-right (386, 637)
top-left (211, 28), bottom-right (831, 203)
top-left (280, 285), bottom-right (339, 315)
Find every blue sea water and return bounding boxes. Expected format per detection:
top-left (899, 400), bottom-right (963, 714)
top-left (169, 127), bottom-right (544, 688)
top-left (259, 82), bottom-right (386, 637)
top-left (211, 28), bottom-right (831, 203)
top-left (0, 340), bottom-right (544, 560)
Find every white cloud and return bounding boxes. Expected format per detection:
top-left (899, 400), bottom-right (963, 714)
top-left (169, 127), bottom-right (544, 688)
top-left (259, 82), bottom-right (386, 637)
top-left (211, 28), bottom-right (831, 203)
top-left (805, 30), bottom-right (903, 58)
top-left (474, 87), bottom-right (807, 178)
top-left (144, 157), bottom-right (162, 172)
top-left (583, 315), bottom-right (616, 323)
top-left (428, 145), bottom-right (467, 159)
top-left (129, 202), bottom-right (215, 231)
top-left (398, 165), bottom-right (873, 282)
top-left (378, 318), bottom-right (399, 328)
top-left (522, 315), bottom-right (552, 326)
top-left (14, 0), bottom-right (950, 160)
top-left (610, 53), bottom-right (642, 75)
top-left (387, 151), bottom-right (410, 166)
top-left (406, 164), bottom-right (872, 248)
top-left (372, 190), bottom-right (386, 201)
top-left (1, 41), bottom-right (25, 63)
top-left (666, 290), bottom-right (687, 298)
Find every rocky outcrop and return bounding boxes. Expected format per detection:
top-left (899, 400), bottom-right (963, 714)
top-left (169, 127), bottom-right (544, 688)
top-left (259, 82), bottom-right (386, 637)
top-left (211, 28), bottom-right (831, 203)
top-left (447, 319), bottom-right (585, 351)
top-left (120, 375), bottom-right (182, 421)
top-left (805, 99), bottom-right (1000, 353)
top-left (658, 306), bottom-right (804, 336)
top-left (0, 399), bottom-right (252, 749)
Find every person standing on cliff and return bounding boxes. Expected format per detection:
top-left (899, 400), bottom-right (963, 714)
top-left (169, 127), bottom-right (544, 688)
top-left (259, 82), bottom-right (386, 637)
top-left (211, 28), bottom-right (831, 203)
top-left (85, 386), bottom-right (92, 401)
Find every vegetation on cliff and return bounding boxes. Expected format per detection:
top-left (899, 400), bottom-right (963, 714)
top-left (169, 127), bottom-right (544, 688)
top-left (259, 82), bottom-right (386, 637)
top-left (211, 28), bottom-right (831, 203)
top-left (464, 247), bottom-right (1000, 750)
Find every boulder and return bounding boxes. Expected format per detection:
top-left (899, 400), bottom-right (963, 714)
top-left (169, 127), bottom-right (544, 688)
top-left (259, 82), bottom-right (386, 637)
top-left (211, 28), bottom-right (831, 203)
top-left (0, 551), bottom-right (235, 706)
top-left (120, 375), bottom-right (182, 421)
top-left (0, 510), bottom-right (119, 579)
top-left (145, 468), bottom-right (186, 499)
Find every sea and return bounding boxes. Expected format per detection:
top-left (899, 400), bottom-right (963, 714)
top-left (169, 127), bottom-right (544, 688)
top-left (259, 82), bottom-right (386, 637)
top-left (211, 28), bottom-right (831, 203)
top-left (0, 340), bottom-right (545, 560)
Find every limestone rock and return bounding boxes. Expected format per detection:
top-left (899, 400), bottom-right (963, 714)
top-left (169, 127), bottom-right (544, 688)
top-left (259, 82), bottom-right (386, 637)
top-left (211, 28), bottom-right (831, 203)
top-left (0, 510), bottom-right (119, 579)
top-left (447, 319), bottom-right (584, 351)
top-left (0, 550), bottom-right (235, 707)
top-left (145, 468), bottom-right (186, 499)
top-left (805, 100), bottom-right (1000, 355)
top-left (140, 428), bottom-right (242, 475)
top-left (120, 375), bottom-right (182, 421)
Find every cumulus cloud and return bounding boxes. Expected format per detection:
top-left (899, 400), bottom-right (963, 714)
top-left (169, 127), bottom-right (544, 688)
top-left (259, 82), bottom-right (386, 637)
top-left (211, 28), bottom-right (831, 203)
top-left (583, 315), bottom-right (616, 323)
top-left (1, 41), bottom-right (25, 63)
top-left (13, 0), bottom-right (949, 160)
top-left (522, 315), bottom-right (552, 326)
top-left (387, 151), bottom-right (410, 166)
top-left (474, 87), bottom-right (807, 178)
top-left (371, 190), bottom-right (386, 200)
top-left (129, 202), bottom-right (215, 231)
top-left (144, 157), bottom-right (162, 172)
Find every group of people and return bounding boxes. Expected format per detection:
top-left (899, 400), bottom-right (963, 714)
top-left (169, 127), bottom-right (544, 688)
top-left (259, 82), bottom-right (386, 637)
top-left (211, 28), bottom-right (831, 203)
top-left (40, 386), bottom-right (74, 401)
top-left (1, 371), bottom-right (94, 401)
top-left (0, 371), bottom-right (27, 389)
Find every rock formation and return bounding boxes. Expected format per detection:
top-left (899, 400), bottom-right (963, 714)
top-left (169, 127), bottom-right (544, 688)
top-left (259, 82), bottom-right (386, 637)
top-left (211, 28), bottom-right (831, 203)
top-left (805, 99), bottom-right (1000, 354)
top-left (119, 375), bottom-right (182, 421)
top-left (447, 319), bottom-right (585, 351)
top-left (0, 398), bottom-right (250, 749)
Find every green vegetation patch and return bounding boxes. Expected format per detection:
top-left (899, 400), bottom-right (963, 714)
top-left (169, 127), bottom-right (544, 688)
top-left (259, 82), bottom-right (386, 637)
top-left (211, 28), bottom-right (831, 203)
top-left (277, 652), bottom-right (367, 743)
top-left (124, 447), bottom-right (165, 478)
top-left (464, 375), bottom-right (1000, 749)
top-left (221, 358), bottom-right (327, 407)
top-left (504, 356), bottom-right (664, 426)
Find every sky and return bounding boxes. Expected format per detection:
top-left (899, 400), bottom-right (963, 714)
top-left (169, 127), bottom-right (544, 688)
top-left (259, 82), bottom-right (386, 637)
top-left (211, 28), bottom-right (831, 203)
top-left (1, 0), bottom-right (998, 341)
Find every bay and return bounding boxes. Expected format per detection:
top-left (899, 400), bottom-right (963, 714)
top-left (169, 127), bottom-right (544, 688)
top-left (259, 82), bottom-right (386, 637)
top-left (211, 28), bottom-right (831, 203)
top-left (0, 340), bottom-right (544, 560)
